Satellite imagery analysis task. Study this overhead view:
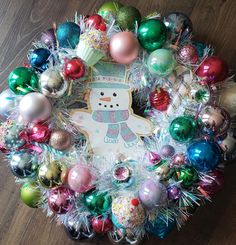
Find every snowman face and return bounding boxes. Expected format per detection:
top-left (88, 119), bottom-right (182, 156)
top-left (89, 87), bottom-right (131, 111)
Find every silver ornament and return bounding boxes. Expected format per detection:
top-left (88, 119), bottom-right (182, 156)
top-left (40, 68), bottom-right (68, 98)
top-left (0, 89), bottom-right (21, 120)
top-left (19, 92), bottom-right (52, 122)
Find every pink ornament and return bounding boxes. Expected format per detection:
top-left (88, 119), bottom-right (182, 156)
top-left (109, 31), bottom-right (139, 64)
top-left (91, 216), bottom-right (113, 234)
top-left (28, 123), bottom-right (51, 143)
top-left (147, 152), bottom-right (162, 166)
top-left (48, 187), bottom-right (74, 214)
top-left (68, 164), bottom-right (95, 193)
top-left (177, 44), bottom-right (198, 64)
top-left (170, 153), bottom-right (186, 167)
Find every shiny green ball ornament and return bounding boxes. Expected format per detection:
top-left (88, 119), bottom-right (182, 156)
top-left (8, 67), bottom-right (39, 95)
top-left (147, 49), bottom-right (176, 76)
top-left (169, 116), bottom-right (196, 143)
top-left (177, 166), bottom-right (198, 188)
top-left (138, 19), bottom-right (167, 52)
top-left (83, 190), bottom-right (111, 215)
top-left (116, 6), bottom-right (141, 30)
top-left (98, 1), bottom-right (123, 22)
top-left (20, 182), bottom-right (42, 208)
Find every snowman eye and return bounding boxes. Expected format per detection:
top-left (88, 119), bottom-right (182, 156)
top-left (100, 92), bottom-right (104, 96)
top-left (113, 93), bottom-right (117, 97)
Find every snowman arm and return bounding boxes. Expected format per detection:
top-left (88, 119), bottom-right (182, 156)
top-left (127, 115), bottom-right (153, 136)
top-left (70, 109), bottom-right (92, 130)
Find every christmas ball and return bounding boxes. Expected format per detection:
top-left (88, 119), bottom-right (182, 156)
top-left (198, 105), bottom-right (230, 136)
top-left (49, 129), bottom-right (72, 151)
top-left (91, 216), bottom-right (113, 234)
top-left (163, 12), bottom-right (193, 43)
top-left (109, 31), bottom-right (139, 65)
top-left (19, 92), bottom-right (52, 122)
top-left (0, 120), bottom-right (25, 150)
top-left (40, 28), bottom-right (57, 48)
top-left (83, 190), bottom-right (111, 215)
top-left (48, 187), bottom-right (74, 214)
top-left (198, 169), bottom-right (224, 195)
top-left (187, 140), bottom-right (222, 172)
top-left (86, 14), bottom-right (106, 31)
top-left (68, 164), bottom-right (95, 193)
top-left (147, 49), bottom-right (176, 76)
top-left (116, 6), bottom-right (141, 30)
top-left (27, 123), bottom-right (51, 143)
top-left (138, 179), bottom-right (167, 209)
top-left (220, 134), bottom-right (236, 154)
top-left (20, 182), bottom-right (42, 208)
top-left (38, 160), bottom-right (66, 188)
top-left (40, 68), bottom-right (68, 98)
top-left (160, 145), bottom-right (175, 158)
top-left (177, 165), bottom-right (198, 188)
top-left (150, 88), bottom-right (170, 111)
top-left (167, 186), bottom-right (182, 200)
top-left (169, 116), bottom-right (196, 142)
top-left (98, 1), bottom-right (123, 22)
top-left (56, 22), bottom-right (80, 49)
top-left (147, 151), bottom-right (162, 166)
top-left (8, 67), bottom-right (39, 95)
top-left (138, 19), bottom-right (167, 52)
top-left (62, 57), bottom-right (85, 80)
top-left (65, 217), bottom-right (95, 241)
top-left (170, 153), bottom-right (186, 167)
top-left (0, 89), bottom-right (21, 120)
top-left (29, 48), bottom-right (52, 73)
top-left (112, 194), bottom-right (145, 228)
top-left (196, 56), bottom-right (229, 84)
top-left (176, 44), bottom-right (198, 64)
top-left (10, 151), bottom-right (38, 178)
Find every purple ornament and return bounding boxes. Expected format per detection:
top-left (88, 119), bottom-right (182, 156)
top-left (148, 151), bottom-right (162, 165)
top-left (138, 179), bottom-right (167, 209)
top-left (41, 28), bottom-right (56, 48)
top-left (167, 186), bottom-right (182, 200)
top-left (160, 145), bottom-right (175, 158)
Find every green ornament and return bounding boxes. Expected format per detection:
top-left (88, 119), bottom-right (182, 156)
top-left (169, 115), bottom-right (196, 143)
top-left (195, 89), bottom-right (210, 103)
top-left (138, 19), bottom-right (167, 52)
top-left (147, 49), bottom-right (176, 76)
top-left (20, 182), bottom-right (42, 208)
top-left (83, 190), bottom-right (111, 215)
top-left (177, 166), bottom-right (198, 188)
top-left (116, 6), bottom-right (141, 30)
top-left (98, 1), bottom-right (123, 22)
top-left (8, 67), bottom-right (39, 95)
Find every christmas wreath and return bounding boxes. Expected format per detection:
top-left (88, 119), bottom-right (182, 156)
top-left (0, 1), bottom-right (235, 244)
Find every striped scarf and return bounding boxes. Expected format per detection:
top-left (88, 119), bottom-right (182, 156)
top-left (92, 110), bottom-right (138, 147)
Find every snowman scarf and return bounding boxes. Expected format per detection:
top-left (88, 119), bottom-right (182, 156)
top-left (92, 110), bottom-right (138, 147)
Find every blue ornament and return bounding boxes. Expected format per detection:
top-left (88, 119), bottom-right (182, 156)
top-left (56, 22), bottom-right (80, 49)
top-left (29, 48), bottom-right (52, 72)
top-left (192, 41), bottom-right (213, 59)
top-left (146, 215), bottom-right (175, 239)
top-left (187, 140), bottom-right (222, 172)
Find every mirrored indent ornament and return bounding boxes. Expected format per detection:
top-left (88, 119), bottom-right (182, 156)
top-left (10, 151), bottom-right (38, 178)
top-left (40, 68), bottom-right (68, 98)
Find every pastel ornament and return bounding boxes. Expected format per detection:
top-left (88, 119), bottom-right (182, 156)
top-left (40, 28), bottom-right (57, 48)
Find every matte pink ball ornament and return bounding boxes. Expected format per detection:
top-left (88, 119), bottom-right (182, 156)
top-left (109, 31), bottom-right (139, 64)
top-left (68, 164), bottom-right (95, 193)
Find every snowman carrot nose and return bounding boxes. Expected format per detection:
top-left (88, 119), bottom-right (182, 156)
top-left (100, 97), bottom-right (111, 102)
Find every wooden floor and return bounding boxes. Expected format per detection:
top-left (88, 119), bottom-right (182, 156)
top-left (0, 0), bottom-right (236, 244)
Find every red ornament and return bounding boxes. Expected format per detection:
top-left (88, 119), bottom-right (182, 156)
top-left (198, 169), bottom-right (224, 196)
top-left (150, 88), bottom-right (170, 111)
top-left (131, 198), bottom-right (140, 206)
top-left (86, 14), bottom-right (106, 31)
top-left (63, 57), bottom-right (85, 80)
top-left (28, 123), bottom-right (51, 143)
top-left (91, 216), bottom-right (113, 234)
top-left (196, 56), bottom-right (229, 85)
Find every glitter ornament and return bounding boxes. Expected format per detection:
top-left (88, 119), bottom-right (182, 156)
top-left (49, 129), bottom-right (72, 151)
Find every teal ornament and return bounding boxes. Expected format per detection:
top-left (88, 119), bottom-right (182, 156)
top-left (83, 190), bottom-right (111, 215)
top-left (187, 140), bottom-right (222, 172)
top-left (56, 22), bottom-right (80, 49)
top-left (169, 116), bottom-right (196, 142)
top-left (147, 49), bottom-right (176, 76)
top-left (29, 48), bottom-right (52, 73)
top-left (146, 215), bottom-right (175, 239)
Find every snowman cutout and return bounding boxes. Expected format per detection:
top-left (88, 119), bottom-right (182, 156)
top-left (70, 62), bottom-right (153, 159)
